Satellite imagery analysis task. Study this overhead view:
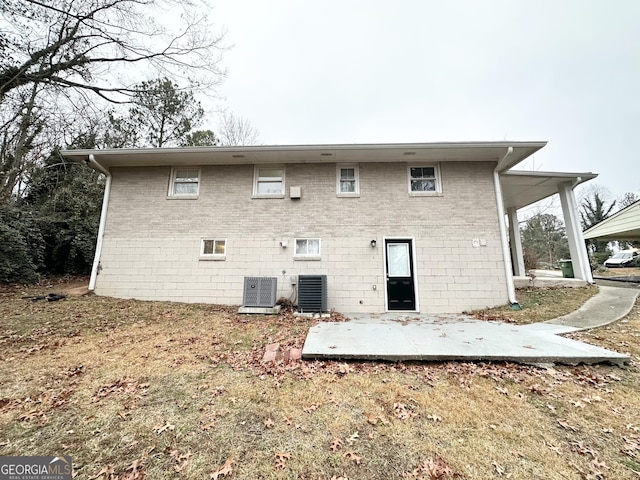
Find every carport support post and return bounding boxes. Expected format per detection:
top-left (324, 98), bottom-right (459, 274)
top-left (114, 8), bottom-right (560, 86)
top-left (507, 207), bottom-right (525, 276)
top-left (558, 182), bottom-right (594, 283)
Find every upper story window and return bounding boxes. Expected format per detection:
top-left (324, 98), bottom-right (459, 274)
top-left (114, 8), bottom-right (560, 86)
top-left (336, 164), bottom-right (360, 196)
top-left (169, 168), bottom-right (200, 197)
top-left (253, 165), bottom-right (285, 197)
top-left (408, 165), bottom-right (442, 195)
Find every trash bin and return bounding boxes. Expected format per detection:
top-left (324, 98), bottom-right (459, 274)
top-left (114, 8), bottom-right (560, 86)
top-left (559, 259), bottom-right (574, 278)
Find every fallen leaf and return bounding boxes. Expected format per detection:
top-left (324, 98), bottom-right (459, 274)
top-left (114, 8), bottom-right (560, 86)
top-left (169, 450), bottom-right (192, 473)
top-left (330, 437), bottom-right (343, 453)
top-left (544, 440), bottom-right (563, 455)
top-left (530, 384), bottom-right (550, 395)
top-left (274, 452), bottom-right (291, 470)
top-left (404, 456), bottom-right (455, 479)
top-left (492, 460), bottom-right (506, 476)
top-left (264, 418), bottom-right (275, 428)
top-left (495, 386), bottom-right (509, 396)
top-left (152, 421), bottom-right (175, 434)
top-left (393, 402), bottom-right (416, 420)
top-left (558, 420), bottom-right (579, 432)
top-left (210, 457), bottom-right (234, 479)
top-left (90, 465), bottom-right (115, 480)
top-left (304, 403), bottom-right (321, 413)
top-left (347, 432), bottom-right (359, 445)
top-left (343, 450), bottom-right (361, 464)
top-left (427, 414), bottom-right (442, 423)
top-left (121, 458), bottom-right (145, 480)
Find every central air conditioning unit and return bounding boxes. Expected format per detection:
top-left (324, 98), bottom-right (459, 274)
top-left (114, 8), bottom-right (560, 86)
top-left (297, 275), bottom-right (327, 312)
top-left (242, 277), bottom-right (277, 307)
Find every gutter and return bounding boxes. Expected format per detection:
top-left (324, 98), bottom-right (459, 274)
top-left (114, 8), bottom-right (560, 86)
top-left (493, 147), bottom-right (520, 309)
top-left (86, 154), bottom-right (111, 291)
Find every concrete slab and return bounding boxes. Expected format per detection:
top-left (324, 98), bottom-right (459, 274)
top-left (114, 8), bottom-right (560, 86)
top-left (238, 305), bottom-right (281, 315)
top-left (302, 285), bottom-right (637, 366)
top-left (302, 316), bottom-right (629, 366)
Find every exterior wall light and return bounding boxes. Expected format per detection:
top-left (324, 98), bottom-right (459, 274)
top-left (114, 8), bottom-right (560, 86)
top-left (370, 239), bottom-right (377, 248)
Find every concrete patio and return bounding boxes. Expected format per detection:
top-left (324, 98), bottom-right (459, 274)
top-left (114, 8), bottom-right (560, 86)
top-left (301, 285), bottom-right (638, 366)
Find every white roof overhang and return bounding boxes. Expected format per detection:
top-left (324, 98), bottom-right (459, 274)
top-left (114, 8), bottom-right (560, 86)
top-left (583, 200), bottom-right (640, 240)
top-left (61, 141), bottom-right (546, 171)
top-left (500, 170), bottom-right (598, 211)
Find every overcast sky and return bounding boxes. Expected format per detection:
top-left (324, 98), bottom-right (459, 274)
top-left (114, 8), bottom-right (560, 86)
top-left (210, 0), bottom-right (639, 201)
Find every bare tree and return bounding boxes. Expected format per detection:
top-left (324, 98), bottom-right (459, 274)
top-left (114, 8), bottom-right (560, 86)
top-left (1, 0), bottom-right (226, 102)
top-left (0, 0), bottom-right (226, 198)
top-left (217, 110), bottom-right (260, 146)
top-left (618, 192), bottom-right (639, 210)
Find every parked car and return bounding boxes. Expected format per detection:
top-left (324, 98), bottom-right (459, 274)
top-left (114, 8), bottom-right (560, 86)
top-left (603, 249), bottom-right (639, 268)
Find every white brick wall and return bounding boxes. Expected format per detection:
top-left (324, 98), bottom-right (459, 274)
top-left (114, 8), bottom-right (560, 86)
top-left (95, 161), bottom-right (508, 313)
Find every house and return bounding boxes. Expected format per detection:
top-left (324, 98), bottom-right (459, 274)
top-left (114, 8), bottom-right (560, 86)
top-left (62, 142), bottom-right (596, 314)
top-left (583, 199), bottom-right (640, 241)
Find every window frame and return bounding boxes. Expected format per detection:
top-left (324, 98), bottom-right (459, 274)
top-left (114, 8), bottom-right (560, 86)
top-left (336, 164), bottom-right (360, 197)
top-left (407, 164), bottom-right (442, 196)
top-left (253, 164), bottom-right (285, 198)
top-left (294, 237), bottom-right (321, 260)
top-left (168, 167), bottom-right (200, 198)
top-left (199, 238), bottom-right (227, 261)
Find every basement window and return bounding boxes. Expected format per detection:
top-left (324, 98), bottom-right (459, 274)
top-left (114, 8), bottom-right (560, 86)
top-left (169, 168), bottom-right (200, 198)
top-left (200, 239), bottom-right (226, 260)
top-left (294, 238), bottom-right (321, 260)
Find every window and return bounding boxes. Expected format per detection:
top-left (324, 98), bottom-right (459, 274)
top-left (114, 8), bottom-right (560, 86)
top-left (295, 238), bottom-right (321, 259)
top-left (200, 238), bottom-right (226, 260)
top-left (169, 168), bottom-right (200, 197)
top-left (253, 165), bottom-right (284, 196)
top-left (408, 165), bottom-right (441, 194)
top-left (336, 164), bottom-right (359, 196)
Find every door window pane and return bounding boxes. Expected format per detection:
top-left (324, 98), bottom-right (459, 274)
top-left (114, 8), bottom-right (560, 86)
top-left (387, 243), bottom-right (410, 276)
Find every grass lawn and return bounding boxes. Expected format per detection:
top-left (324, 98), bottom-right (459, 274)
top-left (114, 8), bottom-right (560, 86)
top-left (1, 280), bottom-right (639, 479)
top-left (469, 286), bottom-right (599, 325)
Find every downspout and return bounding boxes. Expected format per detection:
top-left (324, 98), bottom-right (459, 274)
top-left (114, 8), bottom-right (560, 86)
top-left (493, 147), bottom-right (520, 309)
top-left (86, 154), bottom-right (111, 291)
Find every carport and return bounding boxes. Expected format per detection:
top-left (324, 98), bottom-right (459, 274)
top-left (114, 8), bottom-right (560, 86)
top-left (499, 170), bottom-right (598, 283)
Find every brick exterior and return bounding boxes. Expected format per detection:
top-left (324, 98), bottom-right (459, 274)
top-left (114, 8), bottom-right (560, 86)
top-left (95, 161), bottom-right (508, 313)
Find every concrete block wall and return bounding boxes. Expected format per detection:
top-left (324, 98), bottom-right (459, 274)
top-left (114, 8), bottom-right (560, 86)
top-left (96, 161), bottom-right (508, 313)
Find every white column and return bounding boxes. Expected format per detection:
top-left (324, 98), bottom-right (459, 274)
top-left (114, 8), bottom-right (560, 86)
top-left (558, 182), bottom-right (594, 283)
top-left (507, 207), bottom-right (525, 276)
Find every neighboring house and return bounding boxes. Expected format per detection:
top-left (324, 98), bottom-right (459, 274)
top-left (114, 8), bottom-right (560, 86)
top-left (62, 142), bottom-right (596, 314)
top-left (583, 199), bottom-right (640, 241)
